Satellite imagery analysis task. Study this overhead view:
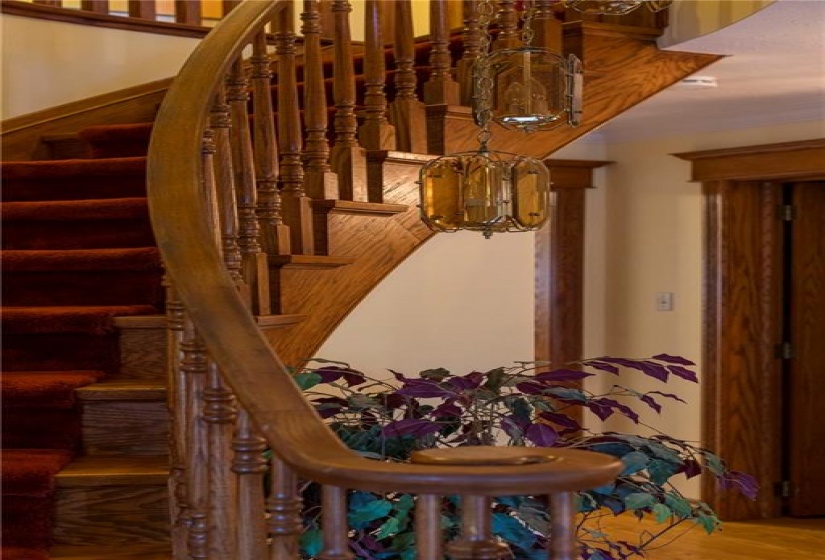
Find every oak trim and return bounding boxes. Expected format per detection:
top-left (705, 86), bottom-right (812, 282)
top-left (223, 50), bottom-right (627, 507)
top-left (535, 159), bottom-right (610, 368)
top-left (1, 0), bottom-right (212, 38)
top-left (676, 141), bottom-right (825, 520)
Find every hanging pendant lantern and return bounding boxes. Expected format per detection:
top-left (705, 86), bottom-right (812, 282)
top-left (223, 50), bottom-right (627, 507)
top-left (420, 149), bottom-right (551, 238)
top-left (482, 48), bottom-right (582, 132)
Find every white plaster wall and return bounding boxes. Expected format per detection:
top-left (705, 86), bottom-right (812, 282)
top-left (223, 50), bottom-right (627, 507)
top-left (317, 230), bottom-right (535, 377)
top-left (584, 119), bottom-right (825, 498)
top-left (1, 14), bottom-right (199, 118)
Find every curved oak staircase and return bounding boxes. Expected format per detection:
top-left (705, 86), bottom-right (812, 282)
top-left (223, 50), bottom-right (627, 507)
top-left (1, 1), bottom-right (721, 558)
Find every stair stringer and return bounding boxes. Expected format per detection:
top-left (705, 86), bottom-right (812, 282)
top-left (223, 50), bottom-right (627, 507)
top-left (267, 28), bottom-right (723, 367)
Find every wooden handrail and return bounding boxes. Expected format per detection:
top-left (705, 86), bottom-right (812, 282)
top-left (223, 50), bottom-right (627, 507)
top-left (150, 0), bottom-right (619, 493)
top-left (148, 1), bottom-right (624, 556)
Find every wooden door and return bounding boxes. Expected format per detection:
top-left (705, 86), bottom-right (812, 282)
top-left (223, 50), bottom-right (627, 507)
top-left (786, 181), bottom-right (825, 517)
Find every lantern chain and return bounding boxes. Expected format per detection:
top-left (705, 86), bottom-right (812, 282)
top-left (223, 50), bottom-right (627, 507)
top-left (473, 0), bottom-right (496, 150)
top-left (519, 0), bottom-right (537, 47)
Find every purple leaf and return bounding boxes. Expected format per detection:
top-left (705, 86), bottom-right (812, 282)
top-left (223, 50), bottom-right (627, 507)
top-left (723, 471), bottom-right (759, 500)
top-left (515, 381), bottom-right (546, 395)
top-left (381, 418), bottom-right (442, 438)
top-left (447, 374), bottom-right (482, 391)
top-left (597, 398), bottom-right (640, 423)
top-left (396, 380), bottom-right (453, 398)
top-left (582, 361), bottom-right (620, 375)
top-left (539, 412), bottom-right (582, 432)
top-left (534, 369), bottom-right (595, 382)
top-left (682, 458), bottom-right (702, 479)
top-left (585, 401), bottom-right (614, 421)
top-left (640, 394), bottom-right (662, 413)
top-left (501, 417), bottom-right (524, 439)
top-left (525, 423), bottom-right (559, 447)
top-left (432, 402), bottom-right (462, 418)
top-left (595, 357), bottom-right (670, 382)
top-left (648, 390), bottom-right (687, 404)
top-left (667, 365), bottom-right (699, 383)
top-left (652, 354), bottom-right (696, 366)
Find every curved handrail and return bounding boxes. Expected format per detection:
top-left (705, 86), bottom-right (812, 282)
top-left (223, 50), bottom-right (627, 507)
top-left (147, 0), bottom-right (619, 498)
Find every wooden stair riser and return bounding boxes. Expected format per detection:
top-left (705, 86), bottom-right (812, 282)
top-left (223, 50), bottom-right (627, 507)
top-left (53, 485), bottom-right (170, 547)
top-left (115, 321), bottom-right (167, 381)
top-left (81, 400), bottom-right (169, 456)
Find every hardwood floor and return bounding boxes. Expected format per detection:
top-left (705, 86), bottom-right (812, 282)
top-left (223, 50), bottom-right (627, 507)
top-left (594, 515), bottom-right (825, 559)
top-left (49, 516), bottom-right (824, 559)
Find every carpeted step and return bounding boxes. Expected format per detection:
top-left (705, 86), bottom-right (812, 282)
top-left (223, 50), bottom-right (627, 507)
top-left (0, 157), bottom-right (147, 202)
top-left (2, 449), bottom-right (74, 555)
top-left (2, 372), bottom-right (105, 451)
top-left (78, 123), bottom-right (154, 159)
top-left (2, 247), bottom-right (164, 307)
top-left (1, 198), bottom-right (153, 250)
top-left (2, 305), bottom-right (158, 373)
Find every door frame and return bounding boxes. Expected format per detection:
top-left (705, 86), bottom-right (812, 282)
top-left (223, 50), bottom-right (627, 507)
top-left (674, 139), bottom-right (825, 520)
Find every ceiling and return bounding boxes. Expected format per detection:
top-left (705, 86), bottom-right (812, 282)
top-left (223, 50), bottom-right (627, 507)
top-left (591, 0), bottom-right (825, 143)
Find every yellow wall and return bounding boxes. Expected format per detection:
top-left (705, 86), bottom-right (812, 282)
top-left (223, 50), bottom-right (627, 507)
top-left (660, 0), bottom-right (775, 47)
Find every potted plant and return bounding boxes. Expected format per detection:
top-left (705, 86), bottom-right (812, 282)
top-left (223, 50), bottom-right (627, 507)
top-left (291, 355), bottom-right (756, 559)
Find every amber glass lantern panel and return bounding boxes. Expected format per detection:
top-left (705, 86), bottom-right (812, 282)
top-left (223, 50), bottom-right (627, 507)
top-left (420, 158), bottom-right (463, 232)
top-left (462, 154), bottom-right (510, 229)
top-left (487, 48), bottom-right (567, 133)
top-left (511, 157), bottom-right (551, 229)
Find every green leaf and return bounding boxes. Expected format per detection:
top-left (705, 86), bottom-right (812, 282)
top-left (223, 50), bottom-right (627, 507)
top-left (483, 367), bottom-right (509, 393)
top-left (293, 371), bottom-right (322, 390)
top-left (300, 526), bottom-right (323, 556)
top-left (420, 367), bottom-right (451, 381)
top-left (492, 513), bottom-right (537, 550)
top-left (704, 452), bottom-right (726, 476)
top-left (621, 451), bottom-right (650, 475)
top-left (623, 492), bottom-right (657, 510)
top-left (648, 458), bottom-right (681, 485)
top-left (376, 516), bottom-right (401, 539)
top-left (696, 512), bottom-right (721, 534)
top-left (348, 497), bottom-right (392, 529)
top-left (664, 493), bottom-right (694, 518)
top-left (652, 503), bottom-right (672, 523)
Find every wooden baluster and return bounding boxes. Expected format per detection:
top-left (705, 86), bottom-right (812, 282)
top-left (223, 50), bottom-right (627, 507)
top-left (232, 409), bottom-right (269, 560)
top-left (493, 0), bottom-right (521, 50)
top-left (318, 486), bottom-right (354, 560)
top-left (446, 495), bottom-right (509, 560)
top-left (80, 0), bottom-right (108, 14)
top-left (457, 0), bottom-right (482, 106)
top-left (203, 362), bottom-right (237, 558)
top-left (267, 455), bottom-right (303, 559)
top-left (175, 0), bottom-right (201, 25)
top-left (274, 3), bottom-right (316, 252)
top-left (166, 286), bottom-right (190, 560)
top-left (357, 0), bottom-right (396, 151)
top-left (416, 494), bottom-right (443, 560)
top-left (250, 31), bottom-right (292, 256)
top-left (549, 492), bottom-right (578, 560)
top-left (208, 89), bottom-right (248, 294)
top-left (226, 60), bottom-right (272, 314)
top-left (203, 363), bottom-right (239, 557)
top-left (301, 0), bottom-right (339, 200)
top-left (180, 315), bottom-right (209, 559)
top-left (423, 0), bottom-right (460, 105)
top-left (388, 0), bottom-right (428, 153)
top-left (128, 0), bottom-right (156, 20)
top-left (531, 0), bottom-right (563, 52)
top-left (329, 0), bottom-right (369, 201)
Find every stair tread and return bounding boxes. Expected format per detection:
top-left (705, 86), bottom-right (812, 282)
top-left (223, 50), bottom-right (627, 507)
top-left (76, 379), bottom-right (166, 401)
top-left (313, 199), bottom-right (408, 215)
top-left (269, 254), bottom-right (356, 268)
top-left (112, 313), bottom-right (307, 328)
top-left (56, 455), bottom-right (168, 487)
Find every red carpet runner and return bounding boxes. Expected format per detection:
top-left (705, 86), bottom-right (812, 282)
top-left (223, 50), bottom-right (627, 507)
top-left (1, 123), bottom-right (161, 558)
